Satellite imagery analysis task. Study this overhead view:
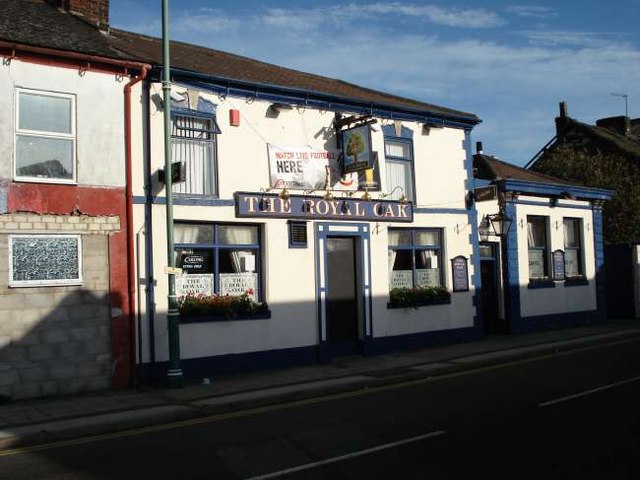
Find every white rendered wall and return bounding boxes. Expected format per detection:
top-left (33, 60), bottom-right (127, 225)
top-left (138, 83), bottom-right (477, 362)
top-left (0, 59), bottom-right (126, 186)
top-left (514, 197), bottom-right (597, 317)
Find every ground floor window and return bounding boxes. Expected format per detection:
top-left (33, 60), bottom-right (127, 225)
top-left (9, 234), bottom-right (82, 286)
top-left (388, 228), bottom-right (443, 288)
top-left (563, 218), bottom-right (584, 279)
top-left (527, 216), bottom-right (550, 281)
top-left (174, 222), bottom-right (262, 301)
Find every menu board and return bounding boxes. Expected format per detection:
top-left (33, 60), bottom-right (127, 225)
top-left (451, 256), bottom-right (469, 292)
top-left (553, 250), bottom-right (565, 281)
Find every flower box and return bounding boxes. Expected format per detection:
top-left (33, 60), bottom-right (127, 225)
top-left (387, 286), bottom-right (452, 309)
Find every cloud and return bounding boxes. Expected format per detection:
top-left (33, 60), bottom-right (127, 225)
top-left (524, 30), bottom-right (622, 48)
top-left (506, 5), bottom-right (556, 18)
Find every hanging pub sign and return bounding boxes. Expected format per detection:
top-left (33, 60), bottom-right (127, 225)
top-left (267, 145), bottom-right (357, 191)
top-left (235, 192), bottom-right (413, 222)
top-left (552, 249), bottom-right (565, 281)
top-left (451, 255), bottom-right (469, 292)
top-left (341, 125), bottom-right (374, 174)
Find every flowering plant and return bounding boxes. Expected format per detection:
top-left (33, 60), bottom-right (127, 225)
top-left (178, 290), bottom-right (268, 318)
top-left (389, 286), bottom-right (451, 308)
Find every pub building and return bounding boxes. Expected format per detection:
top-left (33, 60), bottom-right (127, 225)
top-left (128, 40), bottom-right (610, 380)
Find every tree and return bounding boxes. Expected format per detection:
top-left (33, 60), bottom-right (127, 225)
top-left (346, 132), bottom-right (365, 164)
top-left (533, 145), bottom-right (640, 244)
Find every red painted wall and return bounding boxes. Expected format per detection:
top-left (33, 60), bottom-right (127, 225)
top-left (8, 182), bottom-right (132, 388)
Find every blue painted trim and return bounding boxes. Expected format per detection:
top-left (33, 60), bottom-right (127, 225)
top-left (134, 195), bottom-right (235, 207)
top-left (414, 207), bottom-right (468, 215)
top-left (503, 198), bottom-right (522, 333)
top-left (511, 310), bottom-right (602, 334)
top-left (315, 222), bottom-right (373, 344)
top-left (363, 326), bottom-right (481, 356)
top-left (382, 124), bottom-right (414, 139)
top-left (180, 310), bottom-right (271, 323)
top-left (592, 205), bottom-right (606, 321)
top-left (527, 281), bottom-right (556, 289)
top-left (156, 67), bottom-right (481, 129)
top-left (499, 179), bottom-right (613, 201)
top-left (514, 199), bottom-right (593, 210)
top-left (464, 131), bottom-right (483, 335)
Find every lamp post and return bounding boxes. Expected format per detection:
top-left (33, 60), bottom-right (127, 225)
top-left (162, 0), bottom-right (183, 388)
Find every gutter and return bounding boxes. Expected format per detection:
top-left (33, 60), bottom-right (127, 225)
top-left (124, 65), bottom-right (151, 386)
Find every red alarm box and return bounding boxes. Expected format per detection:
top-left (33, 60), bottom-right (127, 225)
top-left (229, 109), bottom-right (240, 126)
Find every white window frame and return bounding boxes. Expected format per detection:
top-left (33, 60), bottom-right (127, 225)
top-left (14, 88), bottom-right (77, 184)
top-left (9, 234), bottom-right (83, 287)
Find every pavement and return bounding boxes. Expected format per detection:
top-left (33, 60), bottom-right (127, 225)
top-left (1, 319), bottom-right (640, 451)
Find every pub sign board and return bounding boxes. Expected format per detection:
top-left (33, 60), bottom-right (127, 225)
top-left (341, 125), bottom-right (374, 174)
top-left (235, 192), bottom-right (413, 222)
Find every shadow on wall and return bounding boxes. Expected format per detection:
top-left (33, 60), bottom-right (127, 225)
top-left (0, 289), bottom-right (118, 402)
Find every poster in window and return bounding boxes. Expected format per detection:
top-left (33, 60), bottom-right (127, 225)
top-left (451, 256), bottom-right (469, 292)
top-left (341, 125), bottom-right (373, 174)
top-left (416, 269), bottom-right (440, 287)
top-left (528, 250), bottom-right (546, 279)
top-left (389, 270), bottom-right (412, 289)
top-left (553, 249), bottom-right (565, 281)
top-left (176, 274), bottom-right (214, 296)
top-left (220, 272), bottom-right (258, 300)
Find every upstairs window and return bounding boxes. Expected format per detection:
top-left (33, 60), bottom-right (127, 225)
top-left (527, 216), bottom-right (549, 281)
top-left (15, 89), bottom-right (76, 182)
top-left (171, 112), bottom-right (219, 196)
top-left (563, 218), bottom-right (584, 279)
top-left (384, 138), bottom-right (415, 203)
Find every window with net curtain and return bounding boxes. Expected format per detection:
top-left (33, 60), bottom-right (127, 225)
top-left (388, 228), bottom-right (443, 289)
top-left (527, 216), bottom-right (549, 280)
top-left (563, 218), bottom-right (583, 278)
top-left (171, 113), bottom-right (218, 196)
top-left (384, 138), bottom-right (415, 202)
top-left (173, 223), bottom-right (261, 300)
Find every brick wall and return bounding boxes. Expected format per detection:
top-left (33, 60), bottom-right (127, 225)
top-left (0, 213), bottom-right (119, 400)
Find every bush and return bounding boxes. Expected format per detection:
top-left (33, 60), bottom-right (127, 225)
top-left (179, 291), bottom-right (268, 318)
top-left (389, 286), bottom-right (451, 308)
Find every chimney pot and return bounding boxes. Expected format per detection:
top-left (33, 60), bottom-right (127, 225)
top-left (476, 141), bottom-right (483, 154)
top-left (559, 101), bottom-right (568, 118)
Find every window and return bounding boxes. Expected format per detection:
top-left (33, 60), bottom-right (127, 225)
top-left (384, 138), bottom-right (415, 202)
top-left (563, 218), bottom-right (584, 278)
top-left (174, 223), bottom-right (262, 300)
top-left (9, 235), bottom-right (82, 286)
top-left (388, 228), bottom-right (443, 288)
top-left (171, 112), bottom-right (220, 196)
top-left (527, 216), bottom-right (549, 281)
top-left (15, 89), bottom-right (75, 182)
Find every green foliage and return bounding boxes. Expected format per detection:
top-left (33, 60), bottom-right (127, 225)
top-left (534, 145), bottom-right (640, 243)
top-left (346, 133), bottom-right (365, 158)
top-left (389, 286), bottom-right (451, 308)
top-left (179, 291), bottom-right (268, 318)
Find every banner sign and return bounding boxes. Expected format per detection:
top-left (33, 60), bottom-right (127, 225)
top-left (235, 192), bottom-right (413, 223)
top-left (267, 145), bottom-right (357, 191)
top-left (341, 125), bottom-right (373, 174)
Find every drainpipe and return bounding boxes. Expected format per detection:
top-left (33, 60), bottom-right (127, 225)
top-left (124, 64), bottom-right (150, 386)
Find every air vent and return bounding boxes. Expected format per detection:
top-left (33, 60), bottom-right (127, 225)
top-left (288, 221), bottom-right (308, 248)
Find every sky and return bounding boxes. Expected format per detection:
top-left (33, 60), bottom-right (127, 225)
top-left (110, 1), bottom-right (640, 165)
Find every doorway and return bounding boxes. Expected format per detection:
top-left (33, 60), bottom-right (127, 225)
top-left (325, 236), bottom-right (361, 354)
top-left (480, 242), bottom-right (503, 333)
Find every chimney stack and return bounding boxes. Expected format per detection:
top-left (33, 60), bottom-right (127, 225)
top-left (48, 0), bottom-right (109, 31)
top-left (555, 101), bottom-right (570, 136)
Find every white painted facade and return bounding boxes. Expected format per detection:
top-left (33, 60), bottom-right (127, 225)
top-left (134, 82), bottom-right (478, 371)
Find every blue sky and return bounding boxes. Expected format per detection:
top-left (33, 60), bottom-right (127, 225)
top-left (110, 1), bottom-right (640, 165)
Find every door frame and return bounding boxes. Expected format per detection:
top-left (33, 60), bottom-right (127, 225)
top-left (315, 222), bottom-right (372, 351)
top-left (479, 240), bottom-right (504, 333)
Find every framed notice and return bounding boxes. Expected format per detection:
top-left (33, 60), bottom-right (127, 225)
top-left (552, 249), bottom-right (565, 281)
top-left (451, 256), bottom-right (469, 292)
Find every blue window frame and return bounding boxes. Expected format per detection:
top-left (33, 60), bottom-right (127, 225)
top-left (382, 125), bottom-right (415, 203)
top-left (171, 110), bottom-right (220, 197)
top-left (527, 216), bottom-right (550, 281)
top-left (563, 217), bottom-right (584, 279)
top-left (174, 222), bottom-right (263, 301)
top-left (388, 228), bottom-right (444, 289)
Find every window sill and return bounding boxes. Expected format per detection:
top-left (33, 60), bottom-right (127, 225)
top-left (387, 298), bottom-right (452, 310)
top-left (180, 310), bottom-right (271, 324)
top-left (564, 278), bottom-right (589, 287)
top-left (527, 280), bottom-right (556, 289)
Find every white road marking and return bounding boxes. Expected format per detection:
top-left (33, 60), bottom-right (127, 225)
top-left (245, 430), bottom-right (446, 480)
top-left (539, 374), bottom-right (640, 408)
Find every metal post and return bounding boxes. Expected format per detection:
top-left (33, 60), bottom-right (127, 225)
top-left (162, 0), bottom-right (183, 387)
